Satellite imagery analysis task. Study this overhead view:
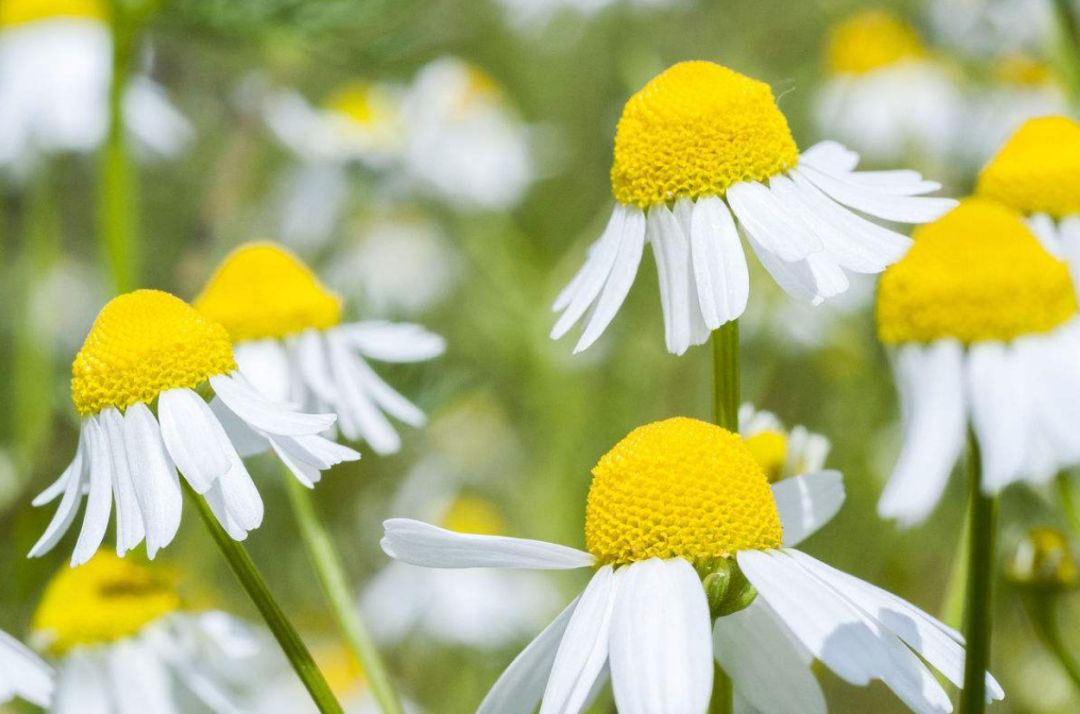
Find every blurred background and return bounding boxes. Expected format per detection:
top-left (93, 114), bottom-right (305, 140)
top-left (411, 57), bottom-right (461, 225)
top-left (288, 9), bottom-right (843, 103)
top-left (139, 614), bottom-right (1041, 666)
top-left (2, 0), bottom-right (1080, 711)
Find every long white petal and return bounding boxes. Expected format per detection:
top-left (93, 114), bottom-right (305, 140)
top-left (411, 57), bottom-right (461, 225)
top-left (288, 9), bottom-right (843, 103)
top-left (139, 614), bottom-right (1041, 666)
top-left (158, 388), bottom-right (233, 493)
top-left (339, 321), bottom-right (446, 362)
top-left (727, 181), bottom-right (822, 261)
top-left (799, 141), bottom-right (859, 173)
top-left (107, 642), bottom-right (177, 714)
top-left (966, 342), bottom-right (1027, 493)
top-left (72, 416), bottom-right (115, 566)
top-left (0, 630), bottom-right (54, 707)
top-left (29, 428), bottom-right (88, 558)
top-left (648, 203), bottom-right (693, 355)
top-left (123, 402), bottom-right (182, 559)
top-left (53, 654), bottom-right (109, 714)
top-left (207, 397), bottom-right (269, 459)
top-left (793, 165), bottom-right (955, 224)
top-left (575, 208), bottom-right (646, 353)
top-left (348, 354), bottom-right (427, 427)
top-left (690, 196), bottom-right (749, 328)
top-left (326, 332), bottom-right (402, 453)
top-left (773, 470), bottom-right (845, 547)
top-left (210, 372), bottom-right (335, 436)
top-left (381, 518), bottom-right (595, 570)
top-left (102, 407), bottom-right (145, 556)
top-left (233, 339), bottom-right (293, 405)
top-left (746, 239), bottom-right (822, 304)
top-left (552, 206), bottom-right (632, 339)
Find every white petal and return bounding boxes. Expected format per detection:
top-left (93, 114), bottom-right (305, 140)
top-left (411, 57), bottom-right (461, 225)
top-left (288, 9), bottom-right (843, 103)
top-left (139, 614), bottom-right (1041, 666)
top-left (727, 181), bottom-right (822, 261)
top-left (338, 321), bottom-right (446, 362)
top-left (203, 482), bottom-right (249, 541)
top-left (72, 416), bottom-right (115, 566)
top-left (29, 429), bottom-right (88, 558)
top-left (348, 354), bottom-right (427, 427)
top-left (805, 251), bottom-right (850, 300)
top-left (215, 459), bottom-right (264, 533)
top-left (101, 407), bottom-right (146, 556)
top-left (158, 388), bottom-right (233, 493)
top-left (107, 642), bottom-right (177, 714)
top-left (799, 141), bottom-right (859, 173)
top-left (690, 196), bottom-right (749, 328)
top-left (123, 402), bottom-right (182, 559)
top-left (574, 209), bottom-right (646, 353)
top-left (609, 559), bottom-right (713, 714)
top-left (793, 165), bottom-right (956, 224)
top-left (478, 598), bottom-right (581, 714)
top-left (271, 433), bottom-right (360, 471)
top-left (966, 342), bottom-right (1027, 493)
top-left (270, 440), bottom-right (322, 488)
top-left (233, 339), bottom-right (293, 405)
top-left (326, 332), bottom-right (402, 453)
top-left (210, 372), bottom-right (335, 436)
top-left (648, 204), bottom-right (693, 355)
top-left (207, 397), bottom-right (269, 458)
top-left (747, 239), bottom-right (822, 304)
top-left (0, 630), bottom-right (54, 707)
top-left (53, 653), bottom-right (109, 714)
top-left (773, 470), bottom-right (845, 547)
top-left (294, 330), bottom-right (339, 405)
top-left (381, 518), bottom-right (594, 570)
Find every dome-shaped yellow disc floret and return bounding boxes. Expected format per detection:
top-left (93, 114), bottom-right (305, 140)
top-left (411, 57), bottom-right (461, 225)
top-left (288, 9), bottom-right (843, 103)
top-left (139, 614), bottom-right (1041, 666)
top-left (610, 61), bottom-right (798, 208)
top-left (0, 0), bottom-right (104, 27)
top-left (877, 198), bottom-right (1077, 345)
top-left (976, 116), bottom-right (1080, 219)
top-left (32, 552), bottom-right (181, 655)
top-left (826, 11), bottom-right (925, 75)
top-left (72, 290), bottom-right (236, 416)
top-left (585, 417), bottom-right (782, 567)
top-left (194, 242), bottom-right (343, 343)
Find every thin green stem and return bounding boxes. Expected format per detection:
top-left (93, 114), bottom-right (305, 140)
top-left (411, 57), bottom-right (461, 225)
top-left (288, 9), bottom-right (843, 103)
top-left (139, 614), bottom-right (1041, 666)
top-left (183, 482), bottom-right (344, 714)
top-left (1058, 473), bottom-right (1080, 537)
top-left (959, 430), bottom-right (998, 714)
top-left (1052, 0), bottom-right (1080, 112)
top-left (707, 663), bottom-right (734, 714)
top-left (712, 320), bottom-right (740, 431)
top-left (284, 475), bottom-right (404, 714)
top-left (940, 508), bottom-right (971, 630)
top-left (1023, 592), bottom-right (1080, 695)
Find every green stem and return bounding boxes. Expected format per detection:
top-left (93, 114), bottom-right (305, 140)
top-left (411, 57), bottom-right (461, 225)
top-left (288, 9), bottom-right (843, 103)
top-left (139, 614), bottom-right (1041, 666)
top-left (959, 430), bottom-right (998, 714)
top-left (712, 320), bottom-right (740, 431)
top-left (1058, 473), bottom-right (1080, 537)
top-left (940, 508), bottom-right (971, 630)
top-left (284, 475), bottom-right (404, 714)
top-left (1023, 592), bottom-right (1080, 694)
top-left (183, 482), bottom-right (345, 714)
top-left (1052, 0), bottom-right (1080, 112)
top-left (707, 663), bottom-right (734, 714)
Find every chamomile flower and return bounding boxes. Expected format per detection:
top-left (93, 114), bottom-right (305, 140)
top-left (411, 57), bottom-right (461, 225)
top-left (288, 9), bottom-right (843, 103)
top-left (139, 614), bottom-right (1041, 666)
top-left (32, 552), bottom-right (265, 713)
top-left (815, 11), bottom-right (963, 167)
top-left (552, 61), bottom-right (955, 356)
top-left (876, 198), bottom-right (1080, 525)
top-left (0, 629), bottom-right (52, 707)
top-left (382, 417), bottom-right (998, 714)
top-left (0, 0), bottom-right (190, 176)
top-left (28, 289), bottom-right (357, 565)
top-left (739, 404), bottom-right (831, 483)
top-left (195, 243), bottom-right (445, 455)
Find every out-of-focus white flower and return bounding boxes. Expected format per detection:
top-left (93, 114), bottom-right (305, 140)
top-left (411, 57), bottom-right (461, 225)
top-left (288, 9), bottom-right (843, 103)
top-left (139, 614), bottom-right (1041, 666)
top-left (30, 257), bottom-right (108, 356)
top-left (739, 404), bottom-right (831, 483)
top-left (925, 0), bottom-right (1054, 58)
top-left (402, 57), bottom-right (533, 211)
top-left (0, 0), bottom-right (191, 176)
top-left (0, 629), bottom-right (52, 708)
top-left (815, 11), bottom-right (963, 167)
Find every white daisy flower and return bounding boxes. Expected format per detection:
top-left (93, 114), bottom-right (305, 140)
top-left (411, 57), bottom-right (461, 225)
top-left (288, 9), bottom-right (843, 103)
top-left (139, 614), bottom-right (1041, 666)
top-left (925, 0), bottom-right (1053, 59)
top-left (814, 11), bottom-right (963, 166)
top-left (0, 629), bottom-right (52, 707)
top-left (876, 198), bottom-right (1080, 526)
top-left (551, 61), bottom-right (956, 356)
top-left (401, 57), bottom-right (533, 211)
top-left (31, 552), bottom-right (266, 713)
top-left (194, 242), bottom-right (445, 456)
top-left (28, 289), bottom-right (358, 565)
top-left (381, 417), bottom-right (1001, 714)
top-left (739, 403), bottom-right (831, 483)
top-left (0, 0), bottom-right (191, 176)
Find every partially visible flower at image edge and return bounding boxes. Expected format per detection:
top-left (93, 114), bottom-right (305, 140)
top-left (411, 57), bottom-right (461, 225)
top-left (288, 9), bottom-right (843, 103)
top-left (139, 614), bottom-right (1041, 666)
top-left (739, 403), bottom-right (831, 484)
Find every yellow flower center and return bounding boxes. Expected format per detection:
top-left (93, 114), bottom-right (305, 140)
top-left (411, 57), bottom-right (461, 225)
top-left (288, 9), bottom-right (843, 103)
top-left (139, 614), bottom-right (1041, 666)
top-left (585, 418), bottom-right (782, 567)
top-left (993, 55), bottom-right (1055, 87)
top-left (313, 644), bottom-right (366, 699)
top-left (32, 552), bottom-right (181, 655)
top-left (877, 198), bottom-right (1077, 345)
top-left (610, 61), bottom-right (798, 208)
top-left (194, 242), bottom-right (343, 343)
top-left (1007, 527), bottom-right (1079, 589)
top-left (441, 496), bottom-right (506, 536)
top-left (976, 116), bottom-right (1080, 219)
top-left (325, 83), bottom-right (379, 126)
top-left (744, 430), bottom-right (788, 484)
top-left (0, 0), bottom-right (104, 27)
top-left (72, 290), bottom-right (236, 417)
top-left (826, 11), bottom-right (925, 75)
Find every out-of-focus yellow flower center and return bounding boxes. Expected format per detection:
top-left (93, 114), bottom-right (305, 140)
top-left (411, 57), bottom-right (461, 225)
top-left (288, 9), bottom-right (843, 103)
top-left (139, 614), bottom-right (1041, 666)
top-left (71, 290), bottom-right (236, 417)
top-left (1007, 527), bottom-right (1079, 589)
top-left (0, 0), bottom-right (104, 27)
top-left (441, 496), bottom-right (506, 536)
top-left (313, 644), bottom-right (366, 699)
top-left (744, 430), bottom-right (788, 484)
top-left (325, 83), bottom-right (378, 126)
top-left (194, 242), bottom-right (342, 343)
top-left (610, 61), bottom-right (798, 208)
top-left (826, 11), bottom-right (925, 75)
top-left (585, 418), bottom-right (782, 567)
top-left (877, 198), bottom-right (1077, 345)
top-left (993, 55), bottom-right (1055, 87)
top-left (976, 116), bottom-right (1080, 219)
top-left (32, 552), bottom-right (180, 656)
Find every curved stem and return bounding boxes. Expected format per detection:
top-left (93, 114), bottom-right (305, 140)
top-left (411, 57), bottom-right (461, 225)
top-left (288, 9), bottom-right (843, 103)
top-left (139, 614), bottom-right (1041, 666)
top-left (959, 430), bottom-right (998, 714)
top-left (712, 321), bottom-right (740, 431)
top-left (1024, 592), bottom-right (1080, 694)
top-left (184, 483), bottom-right (344, 714)
top-left (284, 475), bottom-right (404, 714)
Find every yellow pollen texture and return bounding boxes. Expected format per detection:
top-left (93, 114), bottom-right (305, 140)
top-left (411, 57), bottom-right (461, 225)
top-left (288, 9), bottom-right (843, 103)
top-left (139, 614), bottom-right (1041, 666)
top-left (610, 61), bottom-right (798, 208)
top-left (32, 552), bottom-right (181, 655)
top-left (194, 242), bottom-right (343, 343)
top-left (877, 198), bottom-right (1077, 345)
top-left (72, 290), bottom-right (236, 416)
top-left (0, 0), bottom-right (104, 27)
top-left (585, 418), bottom-right (782, 567)
top-left (826, 11), bottom-right (925, 75)
top-left (744, 430), bottom-right (788, 484)
top-left (976, 116), bottom-right (1080, 219)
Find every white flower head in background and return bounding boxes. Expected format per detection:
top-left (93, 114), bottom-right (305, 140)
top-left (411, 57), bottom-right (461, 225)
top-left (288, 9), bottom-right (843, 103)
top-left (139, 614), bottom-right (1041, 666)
top-left (0, 628), bottom-right (52, 708)
top-left (382, 417), bottom-right (1000, 714)
top-left (814, 11), bottom-right (963, 167)
top-left (739, 403), bottom-right (831, 483)
top-left (29, 289), bottom-right (358, 564)
top-left (31, 552), bottom-right (265, 713)
top-left (0, 0), bottom-right (190, 176)
top-left (552, 61), bottom-right (955, 356)
top-left (195, 242), bottom-right (445, 455)
top-left (402, 57), bottom-right (534, 211)
top-left (876, 198), bottom-right (1080, 526)
top-left (925, 0), bottom-right (1053, 59)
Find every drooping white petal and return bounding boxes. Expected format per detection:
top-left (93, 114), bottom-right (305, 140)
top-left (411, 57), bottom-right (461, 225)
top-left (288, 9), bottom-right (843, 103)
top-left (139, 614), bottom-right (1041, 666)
top-left (746, 237), bottom-right (822, 305)
top-left (107, 642), bottom-right (177, 714)
top-left (727, 181), bottom-right (822, 262)
top-left (966, 342), bottom-right (1028, 493)
top-left (348, 354), bottom-right (427, 427)
top-left (101, 407), bottom-right (146, 556)
top-left (294, 330), bottom-right (340, 405)
top-left (1017, 330), bottom-right (1080, 470)
top-left (29, 428), bottom-right (88, 558)
top-left (805, 252), bottom-right (850, 300)
top-left (690, 196), bottom-right (749, 328)
top-left (53, 653), bottom-right (109, 714)
top-left (672, 198), bottom-right (711, 348)
top-left (158, 388), bottom-right (233, 493)
top-left (0, 630), bottom-right (54, 707)
top-left (210, 372), bottom-right (335, 436)
top-left (72, 416), bottom-right (115, 567)
top-left (270, 440), bottom-right (321, 488)
top-left (326, 332), bottom-right (402, 453)
top-left (772, 470), bottom-right (845, 547)
top-left (792, 164), bottom-right (956, 224)
top-left (339, 321), bottom-right (446, 362)
top-left (233, 339), bottom-right (294, 406)
top-left (207, 397), bottom-right (269, 459)
top-left (575, 207), bottom-right (646, 353)
top-left (214, 460), bottom-right (264, 534)
top-left (381, 518), bottom-right (595, 570)
top-left (123, 402), bottom-right (182, 559)
top-left (648, 204), bottom-right (694, 355)
top-left (609, 558), bottom-right (713, 714)
top-left (203, 482), bottom-right (249, 542)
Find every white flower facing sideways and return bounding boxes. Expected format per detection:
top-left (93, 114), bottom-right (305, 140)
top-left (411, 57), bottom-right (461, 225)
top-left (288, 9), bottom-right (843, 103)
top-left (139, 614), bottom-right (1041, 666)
top-left (0, 628), bottom-right (53, 707)
top-left (876, 199), bottom-right (1080, 526)
top-left (195, 242), bottom-right (445, 456)
top-left (739, 403), bottom-right (831, 484)
top-left (29, 289), bottom-right (358, 566)
top-left (382, 417), bottom-right (1001, 714)
top-left (552, 60), bottom-right (956, 356)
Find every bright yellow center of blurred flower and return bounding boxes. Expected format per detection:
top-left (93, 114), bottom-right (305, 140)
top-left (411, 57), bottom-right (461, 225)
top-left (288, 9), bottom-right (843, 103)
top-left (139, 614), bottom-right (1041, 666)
top-left (32, 552), bottom-right (181, 655)
top-left (610, 61), bottom-right (798, 208)
top-left (585, 418), bottom-right (782, 567)
top-left (877, 198), bottom-right (1077, 345)
top-left (744, 430), bottom-right (788, 483)
top-left (826, 11), bottom-right (925, 75)
top-left (195, 242), bottom-right (343, 343)
top-left (313, 644), bottom-right (366, 699)
top-left (72, 290), bottom-right (236, 417)
top-left (325, 83), bottom-right (379, 126)
top-left (441, 496), bottom-right (506, 536)
top-left (976, 116), bottom-right (1080, 219)
top-left (0, 0), bottom-right (104, 27)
